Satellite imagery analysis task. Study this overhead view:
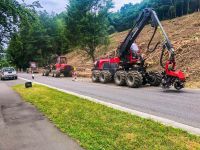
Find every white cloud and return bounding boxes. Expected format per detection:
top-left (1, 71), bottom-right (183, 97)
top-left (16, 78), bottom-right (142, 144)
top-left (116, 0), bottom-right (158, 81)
top-left (39, 0), bottom-right (68, 13)
top-left (20, 0), bottom-right (142, 13)
top-left (112, 0), bottom-right (142, 12)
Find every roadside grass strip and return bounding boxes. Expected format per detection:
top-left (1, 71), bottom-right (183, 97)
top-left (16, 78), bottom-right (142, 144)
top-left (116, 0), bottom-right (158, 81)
top-left (13, 84), bottom-right (200, 150)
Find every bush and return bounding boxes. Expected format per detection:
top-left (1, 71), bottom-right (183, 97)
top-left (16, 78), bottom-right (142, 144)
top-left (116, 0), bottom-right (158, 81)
top-left (0, 59), bottom-right (10, 69)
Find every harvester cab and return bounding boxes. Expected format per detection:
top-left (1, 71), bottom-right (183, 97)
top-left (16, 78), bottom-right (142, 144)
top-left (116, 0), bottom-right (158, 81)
top-left (92, 8), bottom-right (185, 90)
top-left (55, 57), bottom-right (68, 71)
top-left (52, 56), bottom-right (74, 77)
top-left (42, 56), bottom-right (74, 78)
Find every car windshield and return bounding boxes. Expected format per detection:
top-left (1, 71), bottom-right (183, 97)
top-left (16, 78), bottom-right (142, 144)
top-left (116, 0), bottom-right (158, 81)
top-left (3, 68), bottom-right (15, 72)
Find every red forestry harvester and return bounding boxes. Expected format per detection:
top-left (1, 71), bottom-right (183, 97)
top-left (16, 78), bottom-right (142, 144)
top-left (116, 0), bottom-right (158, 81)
top-left (42, 56), bottom-right (74, 77)
top-left (27, 62), bottom-right (39, 73)
top-left (92, 8), bottom-right (186, 90)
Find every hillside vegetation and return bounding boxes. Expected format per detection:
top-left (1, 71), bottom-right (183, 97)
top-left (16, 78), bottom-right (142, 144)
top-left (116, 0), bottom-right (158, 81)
top-left (66, 12), bottom-right (200, 88)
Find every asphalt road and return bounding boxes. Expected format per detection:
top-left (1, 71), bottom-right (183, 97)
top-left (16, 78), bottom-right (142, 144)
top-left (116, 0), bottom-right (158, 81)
top-left (18, 73), bottom-right (200, 129)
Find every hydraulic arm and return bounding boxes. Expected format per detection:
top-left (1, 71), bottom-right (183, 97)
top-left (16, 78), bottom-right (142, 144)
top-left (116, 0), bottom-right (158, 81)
top-left (91, 8), bottom-right (185, 90)
top-left (119, 8), bottom-right (175, 62)
top-left (118, 8), bottom-right (185, 90)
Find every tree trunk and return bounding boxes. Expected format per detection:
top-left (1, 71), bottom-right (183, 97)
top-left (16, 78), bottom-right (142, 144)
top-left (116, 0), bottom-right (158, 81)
top-left (187, 0), bottom-right (190, 14)
top-left (85, 47), bottom-right (96, 62)
top-left (172, 0), bottom-right (177, 17)
top-left (91, 54), bottom-right (95, 63)
top-left (181, 1), bottom-right (184, 16)
top-left (199, 0), bottom-right (200, 11)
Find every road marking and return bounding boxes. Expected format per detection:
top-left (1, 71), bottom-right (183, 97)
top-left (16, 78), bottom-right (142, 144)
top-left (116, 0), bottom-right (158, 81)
top-left (19, 77), bottom-right (200, 135)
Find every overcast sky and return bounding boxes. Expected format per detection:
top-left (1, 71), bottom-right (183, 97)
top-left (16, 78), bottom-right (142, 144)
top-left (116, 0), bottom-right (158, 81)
top-left (20, 0), bottom-right (142, 13)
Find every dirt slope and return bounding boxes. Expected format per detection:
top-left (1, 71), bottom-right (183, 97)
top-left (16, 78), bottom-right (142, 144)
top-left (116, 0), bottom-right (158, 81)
top-left (66, 12), bottom-right (200, 88)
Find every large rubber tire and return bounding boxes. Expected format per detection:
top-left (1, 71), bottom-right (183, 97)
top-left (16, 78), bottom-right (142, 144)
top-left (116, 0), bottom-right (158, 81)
top-left (114, 71), bottom-right (126, 86)
top-left (92, 70), bottom-right (100, 82)
top-left (99, 71), bottom-right (112, 83)
top-left (55, 71), bottom-right (61, 77)
top-left (44, 70), bottom-right (50, 76)
top-left (63, 72), bottom-right (68, 77)
top-left (174, 79), bottom-right (184, 90)
top-left (126, 71), bottom-right (143, 88)
top-left (148, 72), bottom-right (162, 87)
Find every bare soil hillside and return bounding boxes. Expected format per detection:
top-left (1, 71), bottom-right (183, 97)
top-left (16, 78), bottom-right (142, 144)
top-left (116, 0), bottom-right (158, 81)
top-left (66, 12), bottom-right (200, 88)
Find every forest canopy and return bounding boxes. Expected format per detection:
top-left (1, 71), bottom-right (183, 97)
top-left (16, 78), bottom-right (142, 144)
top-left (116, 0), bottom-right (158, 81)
top-left (109, 0), bottom-right (200, 32)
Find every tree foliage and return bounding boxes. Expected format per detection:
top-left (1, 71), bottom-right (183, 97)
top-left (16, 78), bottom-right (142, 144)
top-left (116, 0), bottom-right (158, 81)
top-left (66, 0), bottom-right (113, 61)
top-left (7, 11), bottom-right (68, 69)
top-left (109, 0), bottom-right (200, 32)
top-left (0, 0), bottom-right (41, 46)
top-left (0, 59), bottom-right (10, 68)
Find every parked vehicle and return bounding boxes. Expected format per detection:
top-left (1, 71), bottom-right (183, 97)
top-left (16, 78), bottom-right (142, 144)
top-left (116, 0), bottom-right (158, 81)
top-left (0, 67), bottom-right (18, 80)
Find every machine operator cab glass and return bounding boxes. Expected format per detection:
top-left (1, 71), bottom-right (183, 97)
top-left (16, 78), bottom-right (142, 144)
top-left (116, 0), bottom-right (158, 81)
top-left (130, 42), bottom-right (140, 58)
top-left (130, 42), bottom-right (145, 65)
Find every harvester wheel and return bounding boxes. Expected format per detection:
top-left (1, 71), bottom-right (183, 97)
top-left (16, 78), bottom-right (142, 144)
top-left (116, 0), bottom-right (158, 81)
top-left (92, 70), bottom-right (100, 82)
top-left (52, 70), bottom-right (55, 77)
top-left (126, 71), bottom-right (143, 88)
top-left (55, 71), bottom-right (61, 77)
top-left (99, 71), bottom-right (112, 83)
top-left (148, 72), bottom-right (162, 86)
top-left (114, 71), bottom-right (126, 86)
top-left (63, 72), bottom-right (68, 77)
top-left (63, 66), bottom-right (73, 77)
top-left (44, 70), bottom-right (50, 76)
top-left (174, 79), bottom-right (184, 90)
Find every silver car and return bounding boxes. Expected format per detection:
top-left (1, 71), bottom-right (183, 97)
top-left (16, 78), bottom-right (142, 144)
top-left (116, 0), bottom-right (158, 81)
top-left (0, 67), bottom-right (18, 80)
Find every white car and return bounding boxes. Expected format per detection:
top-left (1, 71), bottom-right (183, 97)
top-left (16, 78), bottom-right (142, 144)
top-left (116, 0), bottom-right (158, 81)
top-left (0, 67), bottom-right (18, 80)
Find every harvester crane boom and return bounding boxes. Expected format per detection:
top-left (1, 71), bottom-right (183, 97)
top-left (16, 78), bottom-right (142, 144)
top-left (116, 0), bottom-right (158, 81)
top-left (91, 8), bottom-right (185, 90)
top-left (118, 8), bottom-right (175, 64)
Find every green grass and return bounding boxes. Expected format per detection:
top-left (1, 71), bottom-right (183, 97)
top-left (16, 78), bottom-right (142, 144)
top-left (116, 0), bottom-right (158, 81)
top-left (13, 84), bottom-right (200, 150)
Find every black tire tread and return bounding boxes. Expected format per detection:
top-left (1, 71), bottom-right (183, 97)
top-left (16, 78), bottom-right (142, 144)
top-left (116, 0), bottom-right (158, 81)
top-left (148, 71), bottom-right (162, 86)
top-left (92, 70), bottom-right (100, 82)
top-left (126, 71), bottom-right (143, 88)
top-left (114, 71), bottom-right (126, 86)
top-left (99, 71), bottom-right (112, 83)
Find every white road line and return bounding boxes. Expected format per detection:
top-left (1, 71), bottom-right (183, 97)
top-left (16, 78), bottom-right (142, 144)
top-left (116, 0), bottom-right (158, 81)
top-left (19, 77), bottom-right (200, 135)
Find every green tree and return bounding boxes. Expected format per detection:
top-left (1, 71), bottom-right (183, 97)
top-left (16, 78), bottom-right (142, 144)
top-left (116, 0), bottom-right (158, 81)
top-left (66, 0), bottom-right (113, 62)
top-left (7, 10), bottom-right (69, 69)
top-left (109, 0), bottom-right (200, 32)
top-left (0, 0), bottom-right (41, 46)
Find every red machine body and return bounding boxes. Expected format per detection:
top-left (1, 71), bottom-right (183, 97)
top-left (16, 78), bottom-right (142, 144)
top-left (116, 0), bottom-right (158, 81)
top-left (42, 56), bottom-right (73, 77)
top-left (97, 49), bottom-right (142, 70)
top-left (92, 8), bottom-right (186, 90)
top-left (55, 63), bottom-right (70, 71)
top-left (165, 61), bottom-right (185, 81)
top-left (96, 57), bottom-right (120, 70)
top-left (53, 57), bottom-right (73, 77)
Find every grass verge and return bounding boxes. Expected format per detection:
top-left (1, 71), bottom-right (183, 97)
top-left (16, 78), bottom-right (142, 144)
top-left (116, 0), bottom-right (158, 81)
top-left (13, 84), bottom-right (200, 150)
